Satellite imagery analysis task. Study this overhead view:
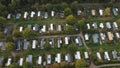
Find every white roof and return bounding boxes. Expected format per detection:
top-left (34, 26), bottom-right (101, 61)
top-left (77, 10), bottom-right (81, 15)
top-left (37, 56), bottom-right (42, 65)
top-left (19, 58), bottom-right (23, 66)
top-left (44, 12), bottom-right (48, 19)
top-left (38, 11), bottom-right (41, 17)
top-left (49, 24), bottom-right (53, 31)
top-left (41, 25), bottom-right (46, 33)
top-left (56, 53), bottom-right (61, 63)
top-left (65, 37), bottom-right (69, 44)
top-left (99, 23), bottom-right (104, 29)
top-left (57, 25), bottom-right (62, 31)
top-left (19, 26), bottom-right (23, 32)
top-left (24, 11), bottom-right (28, 19)
top-left (51, 11), bottom-right (55, 17)
top-left (85, 33), bottom-right (89, 40)
top-left (84, 52), bottom-right (89, 59)
top-left (47, 55), bottom-right (51, 64)
top-left (113, 22), bottom-right (118, 27)
top-left (91, 9), bottom-right (96, 16)
top-left (96, 52), bottom-right (102, 60)
top-left (87, 23), bottom-right (90, 29)
top-left (32, 40), bottom-right (37, 49)
top-left (100, 33), bottom-right (106, 40)
top-left (104, 51), bottom-right (110, 61)
top-left (115, 32), bottom-right (120, 38)
top-left (106, 22), bottom-right (111, 29)
top-left (6, 58), bottom-right (12, 66)
top-left (75, 51), bottom-right (81, 59)
top-left (7, 14), bottom-right (11, 19)
top-left (31, 11), bottom-right (35, 18)
top-left (99, 9), bottom-right (103, 16)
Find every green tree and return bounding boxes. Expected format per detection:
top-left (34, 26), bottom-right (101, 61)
top-left (45, 3), bottom-right (52, 11)
top-left (0, 32), bottom-right (5, 39)
top-left (52, 63), bottom-right (60, 68)
top-left (0, 17), bottom-right (6, 28)
top-left (75, 59), bottom-right (87, 68)
top-left (8, 63), bottom-right (19, 68)
top-left (22, 28), bottom-right (36, 39)
top-left (64, 8), bottom-right (72, 16)
top-left (23, 62), bottom-right (33, 68)
top-left (61, 2), bottom-right (69, 10)
top-left (71, 1), bottom-right (78, 13)
top-left (65, 15), bottom-right (77, 25)
top-left (32, 3), bottom-right (39, 10)
top-left (12, 30), bottom-right (22, 38)
top-left (117, 18), bottom-right (120, 26)
top-left (77, 19), bottom-right (84, 29)
top-left (5, 42), bottom-right (15, 51)
top-left (103, 7), bottom-right (111, 17)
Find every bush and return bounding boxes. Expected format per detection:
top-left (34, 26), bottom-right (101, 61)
top-left (64, 8), bottom-right (72, 16)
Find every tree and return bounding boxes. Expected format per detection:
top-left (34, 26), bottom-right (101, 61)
top-left (64, 8), bottom-right (72, 16)
top-left (45, 3), bottom-right (52, 11)
top-left (32, 3), bottom-right (39, 10)
top-left (103, 7), bottom-right (111, 16)
top-left (23, 62), bottom-right (34, 68)
top-left (12, 30), bottom-right (22, 38)
top-left (75, 59), bottom-right (87, 68)
top-left (0, 17), bottom-right (6, 28)
top-left (61, 2), bottom-right (69, 10)
top-left (52, 63), bottom-right (60, 68)
top-left (22, 28), bottom-right (36, 39)
top-left (0, 32), bottom-right (5, 39)
top-left (8, 63), bottom-right (19, 68)
top-left (77, 19), bottom-right (84, 29)
top-left (71, 1), bottom-right (78, 13)
top-left (60, 62), bottom-right (69, 68)
top-left (65, 15), bottom-right (77, 25)
top-left (5, 42), bottom-right (15, 51)
top-left (117, 18), bottom-right (120, 26)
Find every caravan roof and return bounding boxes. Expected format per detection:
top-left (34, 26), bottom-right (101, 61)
top-left (106, 22), bottom-right (111, 29)
top-left (92, 33), bottom-right (99, 43)
top-left (19, 26), bottom-right (23, 32)
top-left (38, 11), bottom-right (41, 17)
top-left (113, 22), bottom-right (118, 30)
top-left (32, 40), bottom-right (37, 49)
top-left (5, 58), bottom-right (12, 66)
top-left (75, 51), bottom-right (81, 59)
top-left (85, 33), bottom-right (89, 40)
top-left (23, 39), bottom-right (29, 50)
top-left (87, 23), bottom-right (90, 29)
top-left (84, 52), bottom-right (89, 59)
top-left (30, 11), bottom-right (35, 18)
top-left (77, 10), bottom-right (82, 16)
top-left (65, 37), bottom-right (69, 45)
top-left (104, 51), bottom-right (110, 61)
top-left (37, 56), bottom-right (42, 65)
top-left (91, 9), bottom-right (96, 16)
top-left (99, 9), bottom-right (103, 16)
top-left (107, 32), bottom-right (114, 41)
top-left (99, 23), bottom-right (104, 29)
top-left (96, 52), bottom-right (102, 60)
top-left (100, 33), bottom-right (106, 40)
top-left (19, 58), bottom-right (23, 66)
top-left (47, 55), bottom-right (51, 64)
top-left (65, 53), bottom-right (71, 62)
top-left (115, 32), bottom-right (120, 38)
top-left (51, 11), bottom-right (55, 17)
top-left (26, 55), bottom-right (32, 63)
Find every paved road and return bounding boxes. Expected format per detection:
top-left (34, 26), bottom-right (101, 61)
top-left (98, 63), bottom-right (120, 68)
